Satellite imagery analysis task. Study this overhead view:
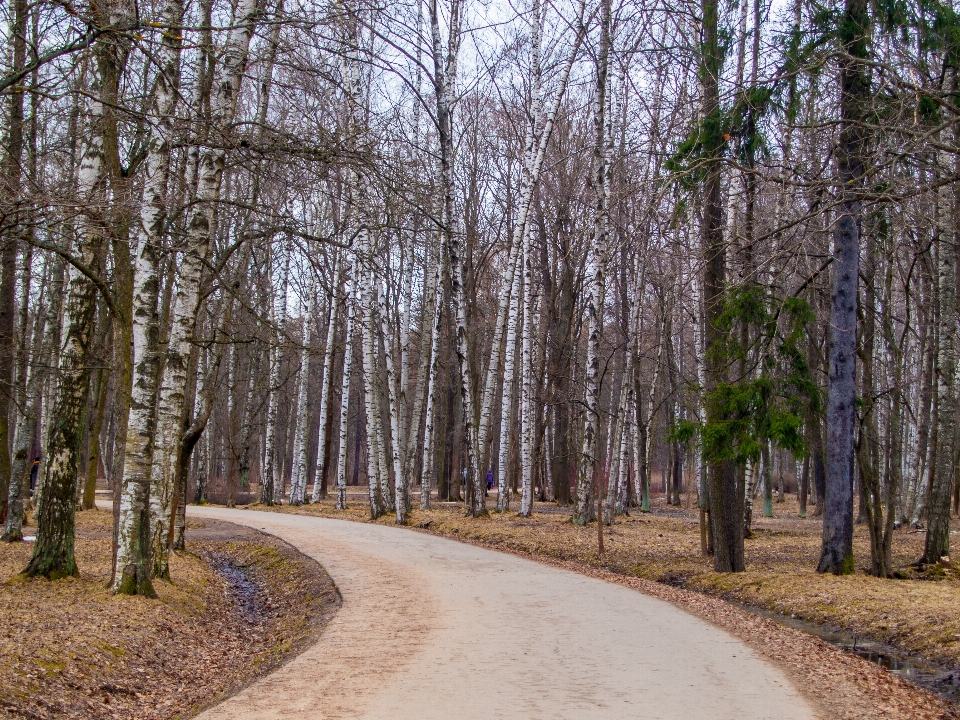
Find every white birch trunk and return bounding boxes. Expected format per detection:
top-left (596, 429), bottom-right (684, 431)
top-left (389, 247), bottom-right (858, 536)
top-left (311, 256), bottom-right (340, 503)
top-left (614, 379), bottom-right (633, 516)
top-left (264, 247), bottom-right (291, 505)
top-left (497, 244), bottom-right (524, 512)
top-left (147, 0), bottom-right (258, 579)
top-left (574, 0), bottom-right (612, 525)
top-left (419, 254), bottom-right (442, 510)
top-left (290, 284), bottom-right (318, 505)
top-left (335, 256), bottom-right (356, 510)
top-left (398, 250), bottom-right (413, 451)
top-left (358, 236), bottom-right (385, 518)
top-left (263, 248), bottom-right (291, 505)
top-left (606, 372), bottom-right (627, 520)
top-left (114, 0), bottom-right (183, 585)
top-left (519, 218), bottom-right (535, 517)
top-left (408, 236), bottom-right (440, 502)
top-left (515, 0), bottom-right (543, 515)
top-left (376, 278), bottom-right (406, 522)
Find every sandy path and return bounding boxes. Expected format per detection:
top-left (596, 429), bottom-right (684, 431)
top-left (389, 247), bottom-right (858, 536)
top-left (189, 506), bottom-right (815, 720)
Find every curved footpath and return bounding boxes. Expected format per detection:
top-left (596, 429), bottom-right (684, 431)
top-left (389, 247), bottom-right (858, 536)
top-left (189, 506), bottom-right (815, 720)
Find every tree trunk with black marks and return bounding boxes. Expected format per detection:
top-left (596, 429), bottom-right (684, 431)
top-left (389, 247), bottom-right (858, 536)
top-left (818, 0), bottom-right (868, 575)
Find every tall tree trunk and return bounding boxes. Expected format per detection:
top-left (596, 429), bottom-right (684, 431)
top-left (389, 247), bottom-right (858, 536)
top-left (376, 276), bottom-right (407, 522)
top-left (3, 261), bottom-right (51, 542)
top-left (701, 0), bottom-right (744, 572)
top-left (429, 0), bottom-right (485, 516)
top-left (113, 0), bottom-right (184, 593)
top-left (817, 0), bottom-right (868, 575)
top-left (24, 159), bottom-right (103, 578)
top-left (359, 235), bottom-right (386, 518)
top-left (497, 252), bottom-right (523, 512)
top-left (0, 0), bottom-right (28, 524)
top-left (335, 260), bottom-right (356, 510)
top-left (291, 284), bottom-right (318, 506)
top-left (419, 255), bottom-right (442, 510)
top-left (519, 222), bottom-right (536, 517)
top-left (263, 246), bottom-right (290, 505)
top-left (148, 0), bottom-right (258, 580)
top-left (81, 334), bottom-right (111, 510)
top-left (312, 259), bottom-right (340, 503)
top-left (574, 0), bottom-right (612, 525)
top-left (922, 127), bottom-right (957, 566)
top-left (858, 215), bottom-right (891, 576)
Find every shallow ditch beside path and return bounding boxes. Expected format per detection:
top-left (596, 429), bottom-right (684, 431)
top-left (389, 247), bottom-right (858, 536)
top-left (0, 511), bottom-right (342, 720)
top-left (741, 605), bottom-right (960, 707)
top-left (198, 552), bottom-right (271, 624)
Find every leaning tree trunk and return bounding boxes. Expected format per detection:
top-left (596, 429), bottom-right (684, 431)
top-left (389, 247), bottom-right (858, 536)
top-left (148, 0), bottom-right (258, 581)
top-left (477, 0), bottom-right (541, 476)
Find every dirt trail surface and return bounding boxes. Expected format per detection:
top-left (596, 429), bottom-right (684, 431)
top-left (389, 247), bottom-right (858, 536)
top-left (189, 506), bottom-right (814, 720)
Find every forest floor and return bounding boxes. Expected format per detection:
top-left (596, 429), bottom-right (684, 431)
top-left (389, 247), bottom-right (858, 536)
top-left (0, 509), bottom-right (340, 720)
top-left (244, 487), bottom-right (960, 719)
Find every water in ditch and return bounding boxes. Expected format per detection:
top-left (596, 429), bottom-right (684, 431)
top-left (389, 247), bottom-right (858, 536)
top-left (743, 605), bottom-right (960, 705)
top-left (203, 552), bottom-right (264, 624)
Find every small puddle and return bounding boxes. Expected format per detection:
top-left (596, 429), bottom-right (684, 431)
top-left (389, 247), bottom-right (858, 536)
top-left (203, 553), bottom-right (263, 624)
top-left (743, 606), bottom-right (960, 704)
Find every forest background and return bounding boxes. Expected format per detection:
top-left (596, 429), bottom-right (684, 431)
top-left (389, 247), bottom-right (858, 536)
top-left (0, 0), bottom-right (958, 597)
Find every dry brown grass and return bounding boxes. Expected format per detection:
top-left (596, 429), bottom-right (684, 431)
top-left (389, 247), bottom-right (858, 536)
top-left (0, 509), bottom-right (339, 720)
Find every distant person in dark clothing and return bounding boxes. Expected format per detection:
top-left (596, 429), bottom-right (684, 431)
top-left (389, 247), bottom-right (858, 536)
top-left (486, 469), bottom-right (494, 491)
top-left (29, 456), bottom-right (40, 494)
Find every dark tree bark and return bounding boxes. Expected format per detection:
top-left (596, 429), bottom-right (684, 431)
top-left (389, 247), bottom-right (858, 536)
top-left (818, 0), bottom-right (869, 575)
top-left (701, 0), bottom-right (744, 572)
top-left (922, 121), bottom-right (958, 565)
top-left (0, 0), bottom-right (28, 524)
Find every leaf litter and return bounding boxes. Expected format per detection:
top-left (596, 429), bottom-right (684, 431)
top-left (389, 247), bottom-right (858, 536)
top-left (0, 510), bottom-right (340, 720)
